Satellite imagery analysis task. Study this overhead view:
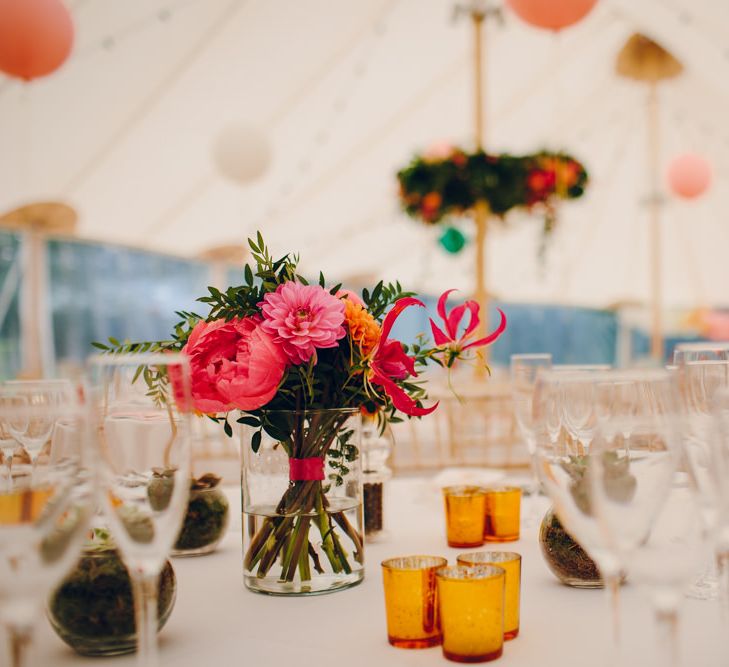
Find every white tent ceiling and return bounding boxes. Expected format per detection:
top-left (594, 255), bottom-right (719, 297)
top-left (1, 0), bottom-right (728, 307)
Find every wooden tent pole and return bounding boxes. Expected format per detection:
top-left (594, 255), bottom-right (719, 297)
top-left (473, 12), bottom-right (485, 149)
top-left (647, 81), bottom-right (663, 361)
top-left (615, 33), bottom-right (683, 362)
top-left (472, 9), bottom-right (490, 371)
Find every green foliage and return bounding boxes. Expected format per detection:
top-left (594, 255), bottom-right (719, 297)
top-left (361, 280), bottom-right (412, 319)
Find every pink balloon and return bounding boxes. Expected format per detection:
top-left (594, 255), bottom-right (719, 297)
top-left (424, 141), bottom-right (455, 160)
top-left (0, 0), bottom-right (74, 81)
top-left (507, 0), bottom-right (598, 31)
top-left (666, 153), bottom-right (712, 199)
top-left (705, 311), bottom-right (729, 342)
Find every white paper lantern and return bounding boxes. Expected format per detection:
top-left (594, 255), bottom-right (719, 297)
top-left (212, 123), bottom-right (272, 185)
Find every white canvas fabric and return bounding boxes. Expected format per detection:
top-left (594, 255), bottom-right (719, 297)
top-left (1, 0), bottom-right (726, 307)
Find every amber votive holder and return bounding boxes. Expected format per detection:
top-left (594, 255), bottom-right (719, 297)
top-left (381, 556), bottom-right (448, 649)
top-left (443, 486), bottom-right (487, 548)
top-left (457, 552), bottom-right (522, 640)
top-left (436, 565), bottom-right (505, 663)
top-left (483, 486), bottom-right (521, 542)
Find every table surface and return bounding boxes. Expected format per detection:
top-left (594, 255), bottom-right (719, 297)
top-left (35, 478), bottom-right (727, 667)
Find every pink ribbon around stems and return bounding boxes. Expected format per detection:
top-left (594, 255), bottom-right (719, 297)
top-left (289, 457), bottom-right (325, 481)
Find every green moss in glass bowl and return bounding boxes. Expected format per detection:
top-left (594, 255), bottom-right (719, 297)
top-left (47, 529), bottom-right (176, 656)
top-left (172, 473), bottom-right (230, 556)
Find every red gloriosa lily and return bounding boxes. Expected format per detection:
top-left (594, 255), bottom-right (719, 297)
top-left (429, 289), bottom-right (506, 353)
top-left (369, 297), bottom-right (438, 417)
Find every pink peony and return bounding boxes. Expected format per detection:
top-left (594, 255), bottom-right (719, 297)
top-left (182, 317), bottom-right (287, 413)
top-left (259, 282), bottom-right (346, 365)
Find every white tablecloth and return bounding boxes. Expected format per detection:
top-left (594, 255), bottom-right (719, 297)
top-left (35, 478), bottom-right (726, 666)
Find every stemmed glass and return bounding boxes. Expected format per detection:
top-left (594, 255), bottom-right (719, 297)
top-left (0, 389), bottom-right (95, 667)
top-left (88, 353), bottom-right (192, 667)
top-left (711, 388), bottom-right (729, 612)
top-left (0, 395), bottom-right (19, 490)
top-left (586, 372), bottom-right (684, 663)
top-left (624, 471), bottom-right (705, 667)
top-left (533, 368), bottom-right (623, 644)
top-left (1, 380), bottom-right (75, 461)
top-left (679, 360), bottom-right (729, 601)
top-left (533, 369), bottom-right (680, 663)
top-left (510, 353), bottom-right (552, 518)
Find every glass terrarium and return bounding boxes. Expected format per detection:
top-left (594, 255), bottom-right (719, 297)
top-left (47, 531), bottom-right (177, 656)
top-left (172, 473), bottom-right (230, 557)
top-left (539, 507), bottom-right (603, 588)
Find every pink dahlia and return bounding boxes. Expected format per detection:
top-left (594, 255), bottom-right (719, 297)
top-left (259, 282), bottom-right (346, 364)
top-left (182, 317), bottom-right (287, 413)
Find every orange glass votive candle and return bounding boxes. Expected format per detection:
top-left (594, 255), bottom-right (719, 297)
top-left (443, 486), bottom-right (487, 548)
top-left (458, 552), bottom-right (522, 640)
top-left (436, 565), bottom-right (505, 663)
top-left (483, 486), bottom-right (521, 542)
top-left (381, 556), bottom-right (448, 649)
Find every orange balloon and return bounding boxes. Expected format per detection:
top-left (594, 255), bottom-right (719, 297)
top-left (0, 0), bottom-right (73, 81)
top-left (507, 0), bottom-right (598, 31)
top-left (666, 153), bottom-right (712, 199)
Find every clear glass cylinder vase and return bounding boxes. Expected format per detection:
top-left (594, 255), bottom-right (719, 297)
top-left (240, 408), bottom-right (364, 595)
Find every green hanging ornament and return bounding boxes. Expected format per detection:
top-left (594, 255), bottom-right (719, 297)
top-left (439, 227), bottom-right (466, 254)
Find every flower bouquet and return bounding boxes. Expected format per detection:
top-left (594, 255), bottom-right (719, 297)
top-left (96, 234), bottom-right (506, 595)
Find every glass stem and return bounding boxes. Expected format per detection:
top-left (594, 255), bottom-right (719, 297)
top-left (602, 572), bottom-right (622, 666)
top-left (717, 550), bottom-right (729, 622)
top-left (5, 623), bottom-right (32, 667)
top-left (654, 606), bottom-right (679, 667)
top-left (131, 571), bottom-right (159, 667)
top-left (524, 444), bottom-right (540, 527)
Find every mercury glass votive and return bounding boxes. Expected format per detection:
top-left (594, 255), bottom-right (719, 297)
top-left (457, 552), bottom-right (522, 640)
top-left (443, 486), bottom-right (487, 548)
top-left (483, 487), bottom-right (521, 542)
top-left (381, 556), bottom-right (448, 649)
top-left (436, 565), bottom-right (505, 663)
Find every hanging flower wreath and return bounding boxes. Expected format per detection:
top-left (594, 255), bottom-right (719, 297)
top-left (396, 147), bottom-right (588, 240)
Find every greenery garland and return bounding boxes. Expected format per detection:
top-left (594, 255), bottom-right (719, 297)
top-left (396, 147), bottom-right (588, 233)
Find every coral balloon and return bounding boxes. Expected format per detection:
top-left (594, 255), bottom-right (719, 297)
top-left (704, 311), bottom-right (729, 342)
top-left (212, 123), bottom-right (273, 186)
top-left (0, 0), bottom-right (74, 81)
top-left (507, 0), bottom-right (597, 31)
top-left (666, 153), bottom-right (712, 199)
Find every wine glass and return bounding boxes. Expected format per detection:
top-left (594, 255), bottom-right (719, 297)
top-left (586, 371), bottom-right (683, 662)
top-left (0, 389), bottom-right (94, 667)
top-left (625, 471), bottom-right (705, 667)
top-left (88, 353), bottom-right (192, 667)
top-left (533, 369), bottom-right (622, 605)
top-left (533, 369), bottom-right (678, 661)
top-left (510, 353), bottom-right (552, 518)
top-left (709, 387), bottom-right (729, 618)
top-left (0, 394), bottom-right (21, 490)
top-left (679, 360), bottom-right (729, 601)
top-left (1, 380), bottom-right (75, 461)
